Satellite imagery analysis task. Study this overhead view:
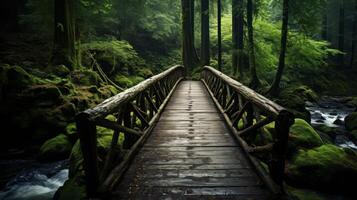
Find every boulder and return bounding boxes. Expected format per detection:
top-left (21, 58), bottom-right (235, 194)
top-left (288, 119), bottom-right (324, 155)
top-left (345, 112), bottom-right (357, 130)
top-left (38, 134), bottom-right (73, 161)
top-left (286, 144), bottom-right (357, 193)
top-left (54, 175), bottom-right (86, 200)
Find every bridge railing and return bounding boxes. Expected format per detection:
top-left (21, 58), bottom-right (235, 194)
top-left (201, 66), bottom-right (294, 194)
top-left (75, 65), bottom-right (185, 197)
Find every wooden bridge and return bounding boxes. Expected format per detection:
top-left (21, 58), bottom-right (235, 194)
top-left (76, 65), bottom-right (295, 199)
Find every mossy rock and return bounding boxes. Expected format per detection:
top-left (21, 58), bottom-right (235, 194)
top-left (54, 175), bottom-right (86, 200)
top-left (114, 74), bottom-right (133, 88)
top-left (2, 65), bottom-right (41, 91)
top-left (70, 70), bottom-right (101, 86)
top-left (26, 84), bottom-right (63, 103)
top-left (345, 112), bottom-right (357, 130)
top-left (350, 130), bottom-right (357, 143)
top-left (278, 90), bottom-right (311, 122)
top-left (286, 144), bottom-right (357, 193)
top-left (38, 134), bottom-right (73, 161)
top-left (293, 85), bottom-right (318, 102)
top-left (288, 119), bottom-right (323, 156)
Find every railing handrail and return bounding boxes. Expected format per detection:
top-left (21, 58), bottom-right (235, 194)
top-left (201, 66), bottom-right (294, 195)
top-left (203, 66), bottom-right (285, 117)
top-left (83, 65), bottom-right (185, 121)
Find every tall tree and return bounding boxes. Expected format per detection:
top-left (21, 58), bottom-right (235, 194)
top-left (350, 0), bottom-right (357, 68)
top-left (247, 0), bottom-right (260, 88)
top-left (201, 0), bottom-right (210, 66)
top-left (52, 0), bottom-right (77, 69)
top-left (182, 0), bottom-right (200, 73)
top-left (338, 0), bottom-right (345, 65)
top-left (217, 0), bottom-right (222, 71)
top-left (269, 0), bottom-right (290, 96)
top-left (232, 0), bottom-right (244, 77)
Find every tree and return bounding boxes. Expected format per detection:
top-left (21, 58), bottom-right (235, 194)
top-left (217, 0), bottom-right (222, 71)
top-left (350, 0), bottom-right (357, 68)
top-left (182, 0), bottom-right (200, 73)
top-left (52, 0), bottom-right (77, 69)
top-left (247, 0), bottom-right (261, 88)
top-left (232, 0), bottom-right (244, 77)
top-left (201, 0), bottom-right (210, 66)
top-left (269, 0), bottom-right (290, 96)
top-left (338, 0), bottom-right (345, 65)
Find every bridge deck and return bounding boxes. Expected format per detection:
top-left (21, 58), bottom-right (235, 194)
top-left (114, 81), bottom-right (270, 199)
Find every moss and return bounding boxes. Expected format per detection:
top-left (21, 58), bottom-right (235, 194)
top-left (54, 175), bottom-right (86, 200)
top-left (38, 134), bottom-right (73, 161)
top-left (129, 76), bottom-right (145, 85)
top-left (345, 112), bottom-right (357, 131)
top-left (70, 69), bottom-right (101, 86)
top-left (136, 68), bottom-right (153, 78)
top-left (51, 65), bottom-right (70, 77)
top-left (114, 74), bottom-right (133, 88)
top-left (278, 89), bottom-right (311, 122)
top-left (286, 144), bottom-right (357, 193)
top-left (293, 85), bottom-right (318, 102)
top-left (288, 119), bottom-right (323, 156)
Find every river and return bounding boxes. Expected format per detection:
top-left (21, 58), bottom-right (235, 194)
top-left (306, 96), bottom-right (357, 149)
top-left (0, 160), bottom-right (68, 200)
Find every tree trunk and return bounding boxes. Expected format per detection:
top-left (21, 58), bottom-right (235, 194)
top-left (52, 0), bottom-right (77, 69)
top-left (232, 0), bottom-right (244, 77)
top-left (269, 0), bottom-right (289, 96)
top-left (182, 0), bottom-right (199, 74)
top-left (247, 0), bottom-right (260, 88)
top-left (321, 4), bottom-right (327, 40)
top-left (217, 0), bottom-right (222, 71)
top-left (350, 0), bottom-right (357, 68)
top-left (201, 0), bottom-right (210, 66)
top-left (338, 0), bottom-right (345, 66)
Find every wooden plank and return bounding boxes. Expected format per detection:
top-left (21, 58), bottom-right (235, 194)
top-left (113, 81), bottom-right (269, 199)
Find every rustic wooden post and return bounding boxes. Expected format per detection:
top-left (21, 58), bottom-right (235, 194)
top-left (270, 110), bottom-right (294, 192)
top-left (75, 113), bottom-right (99, 197)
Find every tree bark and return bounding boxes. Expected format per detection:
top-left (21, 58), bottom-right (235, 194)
top-left (182, 0), bottom-right (200, 74)
top-left (269, 0), bottom-right (289, 96)
top-left (217, 0), bottom-right (222, 71)
top-left (350, 0), bottom-right (357, 68)
top-left (232, 0), bottom-right (244, 77)
top-left (338, 0), bottom-right (345, 66)
top-left (247, 0), bottom-right (260, 88)
top-left (52, 0), bottom-right (77, 69)
top-left (201, 0), bottom-right (210, 66)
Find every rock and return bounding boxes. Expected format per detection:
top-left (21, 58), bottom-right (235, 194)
top-left (70, 70), bottom-right (101, 86)
top-left (345, 112), bottom-right (357, 130)
top-left (286, 144), bottom-right (357, 193)
top-left (26, 84), bottom-right (63, 103)
top-left (38, 134), bottom-right (73, 161)
top-left (305, 101), bottom-right (314, 107)
top-left (2, 65), bottom-right (39, 91)
top-left (313, 124), bottom-right (336, 139)
top-left (350, 130), bottom-right (357, 143)
top-left (333, 118), bottom-right (344, 126)
top-left (54, 175), bottom-right (86, 200)
top-left (288, 119), bottom-right (324, 156)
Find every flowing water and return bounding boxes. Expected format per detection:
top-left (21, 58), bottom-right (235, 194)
top-left (0, 160), bottom-right (68, 200)
top-left (306, 96), bottom-right (357, 149)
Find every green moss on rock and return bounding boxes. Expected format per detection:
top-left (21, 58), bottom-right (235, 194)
top-left (39, 134), bottom-right (73, 161)
top-left (54, 175), bottom-right (86, 200)
top-left (286, 144), bottom-right (357, 193)
top-left (345, 112), bottom-right (357, 131)
top-left (288, 119), bottom-right (323, 155)
top-left (114, 74), bottom-right (133, 88)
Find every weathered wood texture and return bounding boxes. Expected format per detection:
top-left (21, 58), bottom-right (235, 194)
top-left (201, 66), bottom-right (295, 194)
top-left (114, 81), bottom-right (270, 199)
top-left (76, 65), bottom-right (185, 197)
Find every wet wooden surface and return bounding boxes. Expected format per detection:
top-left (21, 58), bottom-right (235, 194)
top-left (114, 81), bottom-right (270, 199)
